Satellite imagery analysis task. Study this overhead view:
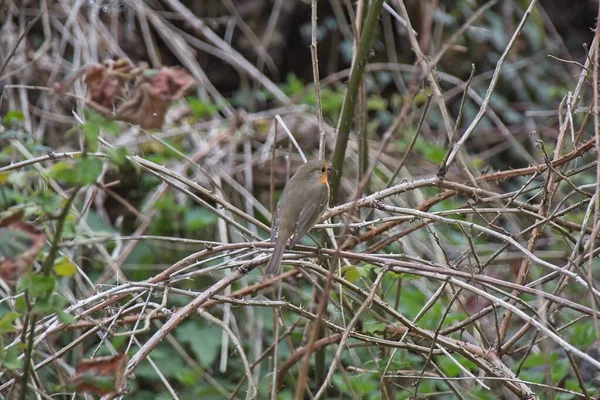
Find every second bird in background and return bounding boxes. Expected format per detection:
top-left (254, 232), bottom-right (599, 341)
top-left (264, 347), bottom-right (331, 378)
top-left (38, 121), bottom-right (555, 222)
top-left (265, 159), bottom-right (331, 275)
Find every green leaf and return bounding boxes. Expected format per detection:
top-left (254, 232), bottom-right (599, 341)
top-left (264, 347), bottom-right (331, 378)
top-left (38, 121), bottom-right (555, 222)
top-left (187, 97), bottom-right (218, 119)
top-left (49, 161), bottom-right (76, 184)
top-left (3, 110), bottom-right (24, 124)
top-left (56, 309), bottom-right (76, 325)
top-left (29, 275), bottom-right (56, 298)
top-left (0, 312), bottom-right (20, 333)
top-left (14, 296), bottom-right (26, 313)
top-left (282, 73), bottom-right (304, 96)
top-left (81, 121), bottom-right (101, 151)
top-left (105, 146), bottom-right (129, 167)
top-left (424, 145), bottom-right (446, 164)
top-left (183, 208), bottom-right (218, 231)
top-left (340, 266), bottom-right (361, 283)
top-left (176, 321), bottom-right (221, 367)
top-left (362, 321), bottom-right (387, 335)
top-left (74, 158), bottom-right (103, 185)
top-left (385, 270), bottom-right (403, 279)
top-left (7, 171), bottom-right (27, 187)
top-left (54, 258), bottom-right (76, 277)
top-left (551, 357), bottom-right (569, 382)
top-left (366, 96), bottom-right (388, 111)
top-left (0, 345), bottom-right (23, 370)
top-left (102, 119), bottom-right (120, 136)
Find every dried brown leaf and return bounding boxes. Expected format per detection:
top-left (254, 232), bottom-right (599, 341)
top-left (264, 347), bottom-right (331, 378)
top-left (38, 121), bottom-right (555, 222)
top-left (114, 67), bottom-right (196, 129)
top-left (149, 66), bottom-right (197, 101)
top-left (71, 353), bottom-right (128, 395)
top-left (115, 82), bottom-right (167, 129)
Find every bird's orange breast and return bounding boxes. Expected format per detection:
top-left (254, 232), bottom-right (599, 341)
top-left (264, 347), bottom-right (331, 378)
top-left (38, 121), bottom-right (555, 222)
top-left (318, 171), bottom-right (329, 184)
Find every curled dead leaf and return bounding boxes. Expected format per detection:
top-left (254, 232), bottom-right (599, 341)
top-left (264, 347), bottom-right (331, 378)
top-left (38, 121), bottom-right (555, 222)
top-left (148, 66), bottom-right (197, 101)
top-left (58, 59), bottom-right (197, 130)
top-left (71, 353), bottom-right (128, 395)
top-left (115, 67), bottom-right (197, 129)
top-left (115, 82), bottom-right (166, 129)
top-left (84, 59), bottom-right (135, 109)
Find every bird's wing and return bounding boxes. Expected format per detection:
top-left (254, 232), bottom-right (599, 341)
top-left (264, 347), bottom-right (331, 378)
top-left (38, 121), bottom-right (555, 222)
top-left (270, 205), bottom-right (280, 243)
top-left (289, 184), bottom-right (328, 247)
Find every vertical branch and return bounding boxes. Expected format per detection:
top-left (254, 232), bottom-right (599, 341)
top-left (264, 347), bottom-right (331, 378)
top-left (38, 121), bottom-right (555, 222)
top-left (588, 1), bottom-right (600, 345)
top-left (330, 0), bottom-right (385, 204)
top-left (356, 0), bottom-right (369, 193)
top-left (311, 0), bottom-right (326, 161)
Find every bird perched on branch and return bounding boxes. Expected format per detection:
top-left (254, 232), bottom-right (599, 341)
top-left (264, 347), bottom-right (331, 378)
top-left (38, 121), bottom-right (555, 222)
top-left (265, 159), bottom-right (330, 275)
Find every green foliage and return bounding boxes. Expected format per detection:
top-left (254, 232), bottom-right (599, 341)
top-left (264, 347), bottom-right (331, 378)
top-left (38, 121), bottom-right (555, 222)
top-left (439, 354), bottom-right (477, 377)
top-left (395, 134), bottom-right (447, 164)
top-left (19, 273), bottom-right (55, 298)
top-left (0, 311), bottom-right (20, 333)
top-left (187, 97), bottom-right (219, 119)
top-left (183, 208), bottom-right (218, 231)
top-left (340, 264), bottom-right (372, 282)
top-left (3, 110), bottom-right (25, 125)
top-left (0, 340), bottom-right (24, 371)
top-left (362, 321), bottom-right (387, 335)
top-left (80, 110), bottom-right (120, 151)
top-left (1, 3), bottom-right (597, 398)
top-left (50, 156), bottom-right (105, 185)
top-left (279, 73), bottom-right (345, 121)
top-left (105, 146), bottom-right (129, 167)
top-left (53, 257), bottom-right (77, 277)
top-left (519, 352), bottom-right (569, 384)
top-left (175, 321), bottom-right (221, 367)
top-left (75, 157), bottom-right (103, 184)
top-left (569, 319), bottom-right (597, 348)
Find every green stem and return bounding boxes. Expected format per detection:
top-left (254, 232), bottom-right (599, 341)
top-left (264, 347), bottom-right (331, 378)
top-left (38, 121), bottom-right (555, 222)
top-left (21, 186), bottom-right (80, 398)
top-left (40, 186), bottom-right (80, 275)
top-left (20, 314), bottom-right (37, 400)
top-left (330, 0), bottom-right (384, 204)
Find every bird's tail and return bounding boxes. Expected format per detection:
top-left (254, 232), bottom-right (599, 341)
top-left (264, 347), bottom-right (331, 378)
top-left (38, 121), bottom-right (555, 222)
top-left (265, 236), bottom-right (287, 275)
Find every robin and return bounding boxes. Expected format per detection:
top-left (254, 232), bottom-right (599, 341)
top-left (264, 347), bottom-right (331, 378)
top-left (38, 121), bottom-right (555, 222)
top-left (265, 159), bottom-right (331, 275)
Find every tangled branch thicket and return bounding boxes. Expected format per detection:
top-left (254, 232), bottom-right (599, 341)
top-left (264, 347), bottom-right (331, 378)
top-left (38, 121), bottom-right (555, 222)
top-left (2, 0), bottom-right (600, 399)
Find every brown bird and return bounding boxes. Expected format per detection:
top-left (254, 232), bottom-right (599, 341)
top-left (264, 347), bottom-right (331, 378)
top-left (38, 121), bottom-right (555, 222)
top-left (265, 159), bottom-right (330, 275)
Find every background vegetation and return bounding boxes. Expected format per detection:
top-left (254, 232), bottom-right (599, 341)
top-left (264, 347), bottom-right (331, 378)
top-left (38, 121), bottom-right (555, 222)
top-left (1, 0), bottom-right (600, 398)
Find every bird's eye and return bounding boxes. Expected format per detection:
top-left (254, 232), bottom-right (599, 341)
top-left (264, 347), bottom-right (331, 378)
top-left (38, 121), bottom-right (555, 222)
top-left (321, 167), bottom-right (326, 173)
